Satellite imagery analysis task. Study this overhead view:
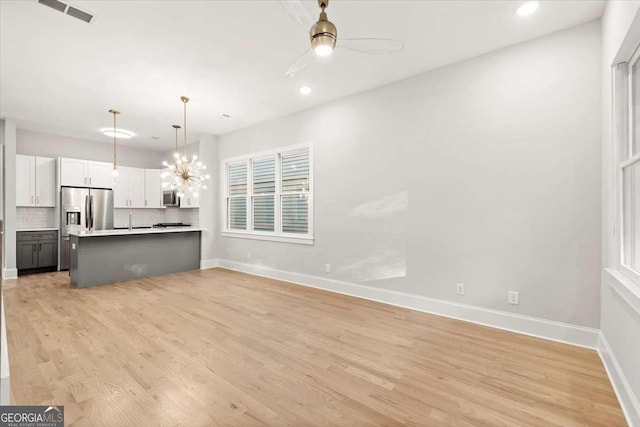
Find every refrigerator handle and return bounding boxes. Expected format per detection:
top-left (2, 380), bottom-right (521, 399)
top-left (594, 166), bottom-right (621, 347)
top-left (84, 195), bottom-right (89, 228)
top-left (89, 195), bottom-right (94, 230)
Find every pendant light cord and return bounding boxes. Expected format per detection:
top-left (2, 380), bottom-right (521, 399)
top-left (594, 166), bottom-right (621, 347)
top-left (181, 96), bottom-right (189, 158)
top-left (113, 112), bottom-right (117, 169)
top-left (109, 109), bottom-right (120, 171)
top-left (172, 124), bottom-right (181, 170)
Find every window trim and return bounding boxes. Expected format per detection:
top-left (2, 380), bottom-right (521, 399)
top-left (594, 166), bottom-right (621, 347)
top-left (220, 142), bottom-right (314, 244)
top-left (613, 43), bottom-right (640, 288)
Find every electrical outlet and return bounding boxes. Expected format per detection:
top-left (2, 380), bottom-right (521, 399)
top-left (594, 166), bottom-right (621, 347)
top-left (325, 264), bottom-right (331, 273)
top-left (246, 252), bottom-right (252, 260)
top-left (456, 283), bottom-right (465, 296)
top-left (508, 291), bottom-right (519, 305)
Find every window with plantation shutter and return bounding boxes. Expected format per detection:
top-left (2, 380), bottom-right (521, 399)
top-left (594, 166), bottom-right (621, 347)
top-left (281, 151), bottom-right (309, 234)
top-left (222, 144), bottom-right (313, 244)
top-left (253, 158), bottom-right (275, 232)
top-left (227, 162), bottom-right (247, 230)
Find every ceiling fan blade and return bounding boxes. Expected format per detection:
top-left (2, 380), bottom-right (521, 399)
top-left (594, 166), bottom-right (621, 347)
top-left (338, 38), bottom-right (405, 55)
top-left (284, 48), bottom-right (315, 78)
top-left (279, 0), bottom-right (316, 31)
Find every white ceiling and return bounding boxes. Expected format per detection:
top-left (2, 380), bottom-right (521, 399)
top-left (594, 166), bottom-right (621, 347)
top-left (0, 0), bottom-right (604, 151)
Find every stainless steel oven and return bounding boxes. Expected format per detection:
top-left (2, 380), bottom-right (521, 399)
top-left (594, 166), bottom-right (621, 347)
top-left (162, 190), bottom-right (180, 207)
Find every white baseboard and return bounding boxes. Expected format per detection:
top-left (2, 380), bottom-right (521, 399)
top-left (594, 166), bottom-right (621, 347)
top-left (2, 268), bottom-right (17, 280)
top-left (598, 333), bottom-right (640, 427)
top-left (213, 259), bottom-right (600, 349)
top-left (200, 259), bottom-right (220, 270)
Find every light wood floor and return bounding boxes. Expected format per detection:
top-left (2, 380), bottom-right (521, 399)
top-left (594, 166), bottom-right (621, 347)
top-left (4, 269), bottom-right (626, 426)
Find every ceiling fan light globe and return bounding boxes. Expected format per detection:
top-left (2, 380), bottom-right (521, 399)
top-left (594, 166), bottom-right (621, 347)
top-left (314, 44), bottom-right (334, 56)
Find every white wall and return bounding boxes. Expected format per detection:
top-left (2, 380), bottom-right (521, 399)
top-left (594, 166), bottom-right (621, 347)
top-left (2, 120), bottom-right (17, 279)
top-left (17, 129), bottom-right (165, 169)
top-left (216, 21), bottom-right (602, 328)
top-left (600, 1), bottom-right (640, 425)
top-left (197, 134), bottom-right (219, 265)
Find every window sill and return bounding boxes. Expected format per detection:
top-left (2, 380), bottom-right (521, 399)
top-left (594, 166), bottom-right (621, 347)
top-left (604, 268), bottom-right (640, 316)
top-left (221, 231), bottom-right (314, 246)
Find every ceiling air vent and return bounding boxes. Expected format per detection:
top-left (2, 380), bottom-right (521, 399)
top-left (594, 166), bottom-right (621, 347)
top-left (38, 0), bottom-right (94, 24)
top-left (66, 6), bottom-right (94, 23)
top-left (38, 0), bottom-right (67, 13)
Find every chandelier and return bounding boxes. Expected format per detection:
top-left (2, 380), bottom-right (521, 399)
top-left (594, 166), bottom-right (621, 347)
top-left (162, 96), bottom-right (209, 198)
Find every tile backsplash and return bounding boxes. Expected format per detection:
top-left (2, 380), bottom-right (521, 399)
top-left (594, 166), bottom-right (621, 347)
top-left (163, 207), bottom-right (199, 226)
top-left (114, 208), bottom-right (199, 227)
top-left (17, 207), bottom-right (56, 229)
top-left (114, 209), bottom-right (164, 228)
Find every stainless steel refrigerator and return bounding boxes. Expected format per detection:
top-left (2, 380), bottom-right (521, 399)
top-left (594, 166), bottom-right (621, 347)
top-left (60, 186), bottom-right (113, 270)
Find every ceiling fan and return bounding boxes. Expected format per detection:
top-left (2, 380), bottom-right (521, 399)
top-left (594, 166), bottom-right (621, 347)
top-left (280, 0), bottom-right (405, 78)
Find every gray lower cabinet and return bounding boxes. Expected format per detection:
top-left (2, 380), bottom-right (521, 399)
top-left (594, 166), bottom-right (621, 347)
top-left (17, 241), bottom-right (39, 269)
top-left (16, 231), bottom-right (58, 272)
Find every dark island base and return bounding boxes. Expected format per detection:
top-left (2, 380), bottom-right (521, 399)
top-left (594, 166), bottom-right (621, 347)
top-left (70, 231), bottom-right (201, 288)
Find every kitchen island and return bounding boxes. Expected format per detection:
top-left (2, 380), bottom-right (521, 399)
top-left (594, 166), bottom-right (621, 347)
top-left (69, 227), bottom-right (202, 288)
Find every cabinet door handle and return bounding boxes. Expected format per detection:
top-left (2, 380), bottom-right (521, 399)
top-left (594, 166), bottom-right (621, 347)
top-left (36, 196), bottom-right (39, 205)
top-left (39, 243), bottom-right (42, 251)
top-left (145, 200), bottom-right (147, 207)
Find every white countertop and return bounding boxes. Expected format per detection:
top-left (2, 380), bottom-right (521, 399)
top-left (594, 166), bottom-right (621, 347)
top-left (17, 227), bottom-right (59, 232)
top-left (69, 227), bottom-right (203, 237)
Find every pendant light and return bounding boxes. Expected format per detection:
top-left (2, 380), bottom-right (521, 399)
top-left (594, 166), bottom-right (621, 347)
top-left (109, 109), bottom-right (120, 177)
top-left (162, 124), bottom-right (182, 190)
top-left (161, 96), bottom-right (209, 196)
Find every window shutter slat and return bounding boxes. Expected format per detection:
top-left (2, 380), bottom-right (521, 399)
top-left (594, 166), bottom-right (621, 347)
top-left (228, 163), bottom-right (248, 196)
top-left (253, 195), bottom-right (275, 231)
top-left (282, 151), bottom-right (309, 193)
top-left (281, 194), bottom-right (308, 234)
top-left (252, 159), bottom-right (276, 231)
top-left (228, 197), bottom-right (247, 230)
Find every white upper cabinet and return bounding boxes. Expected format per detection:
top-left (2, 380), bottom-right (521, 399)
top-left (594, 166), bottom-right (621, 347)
top-left (144, 169), bottom-right (163, 208)
top-left (60, 157), bottom-right (86, 187)
top-left (35, 157), bottom-right (56, 207)
top-left (180, 194), bottom-right (200, 208)
top-left (16, 155), bottom-right (35, 207)
top-left (59, 158), bottom-right (113, 188)
top-left (113, 167), bottom-right (163, 209)
top-left (128, 168), bottom-right (146, 208)
top-left (112, 167), bottom-right (131, 208)
top-left (86, 161), bottom-right (113, 188)
top-left (16, 155), bottom-right (56, 207)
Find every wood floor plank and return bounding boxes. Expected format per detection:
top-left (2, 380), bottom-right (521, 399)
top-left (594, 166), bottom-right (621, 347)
top-left (4, 269), bottom-right (627, 426)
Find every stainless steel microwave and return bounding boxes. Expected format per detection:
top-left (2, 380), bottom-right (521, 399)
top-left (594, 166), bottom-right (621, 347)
top-left (162, 190), bottom-right (180, 207)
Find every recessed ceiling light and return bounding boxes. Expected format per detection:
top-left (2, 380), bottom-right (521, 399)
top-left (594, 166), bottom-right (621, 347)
top-left (220, 114), bottom-right (231, 119)
top-left (516, 1), bottom-right (539, 17)
top-left (100, 128), bottom-right (134, 139)
top-left (299, 86), bottom-right (312, 95)
top-left (149, 137), bottom-right (159, 143)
